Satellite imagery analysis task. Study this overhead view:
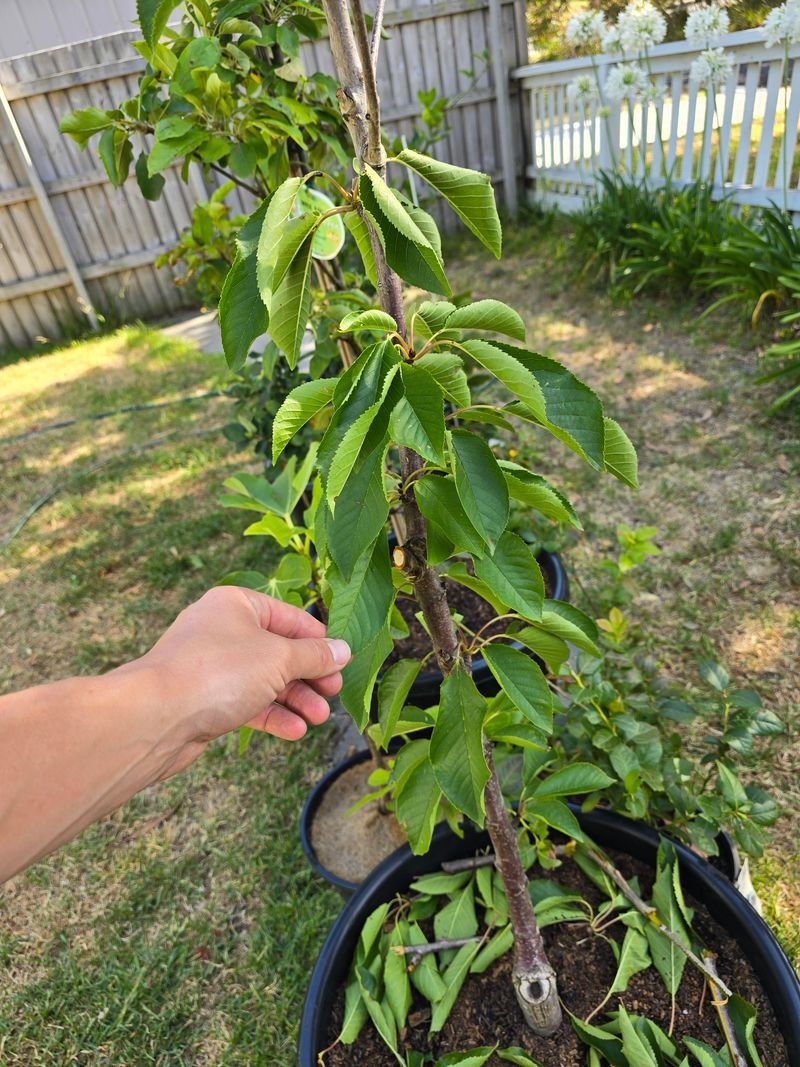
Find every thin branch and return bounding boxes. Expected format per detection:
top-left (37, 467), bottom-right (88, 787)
top-left (705, 953), bottom-right (748, 1067)
top-left (441, 854), bottom-right (496, 873)
top-left (391, 935), bottom-right (481, 962)
top-left (369, 0), bottom-right (386, 65)
top-left (207, 161), bottom-right (265, 198)
top-left (349, 0), bottom-right (385, 168)
top-left (583, 847), bottom-right (734, 999)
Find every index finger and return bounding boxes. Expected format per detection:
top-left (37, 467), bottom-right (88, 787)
top-left (240, 589), bottom-right (327, 639)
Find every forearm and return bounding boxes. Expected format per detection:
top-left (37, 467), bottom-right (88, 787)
top-left (0, 665), bottom-right (201, 883)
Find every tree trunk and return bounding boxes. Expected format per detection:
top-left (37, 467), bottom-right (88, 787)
top-left (321, 0), bottom-right (562, 1035)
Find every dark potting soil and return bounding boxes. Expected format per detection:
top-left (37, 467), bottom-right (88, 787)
top-left (386, 564), bottom-right (555, 667)
top-left (322, 849), bottom-right (788, 1067)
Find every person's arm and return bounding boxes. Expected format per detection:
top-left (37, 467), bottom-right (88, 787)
top-left (0, 586), bottom-right (350, 883)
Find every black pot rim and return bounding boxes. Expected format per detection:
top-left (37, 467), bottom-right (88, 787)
top-left (298, 806), bottom-right (800, 1066)
top-left (299, 748), bottom-right (373, 895)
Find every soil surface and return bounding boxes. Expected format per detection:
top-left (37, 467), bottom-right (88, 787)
top-left (387, 562), bottom-right (556, 667)
top-left (322, 849), bottom-right (788, 1066)
top-left (309, 760), bottom-right (408, 884)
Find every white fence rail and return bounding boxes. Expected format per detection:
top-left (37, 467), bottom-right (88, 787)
top-left (513, 29), bottom-right (800, 216)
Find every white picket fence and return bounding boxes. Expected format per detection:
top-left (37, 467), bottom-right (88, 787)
top-left (513, 29), bottom-right (800, 217)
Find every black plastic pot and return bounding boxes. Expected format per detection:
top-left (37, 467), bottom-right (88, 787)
top-left (298, 807), bottom-right (800, 1066)
top-left (300, 748), bottom-right (373, 896)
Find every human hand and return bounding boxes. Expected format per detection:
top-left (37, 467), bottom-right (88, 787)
top-left (130, 586), bottom-right (350, 745)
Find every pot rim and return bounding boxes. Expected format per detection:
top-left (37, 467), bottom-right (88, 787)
top-left (298, 806), bottom-right (800, 1065)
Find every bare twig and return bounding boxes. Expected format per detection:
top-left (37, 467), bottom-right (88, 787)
top-left (369, 0), bottom-right (386, 65)
top-left (583, 847), bottom-right (734, 999)
top-left (391, 935), bottom-right (480, 962)
top-left (705, 953), bottom-right (748, 1067)
top-left (441, 854), bottom-right (496, 873)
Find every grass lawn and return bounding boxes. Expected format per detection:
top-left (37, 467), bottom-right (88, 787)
top-left (0, 220), bottom-right (798, 1064)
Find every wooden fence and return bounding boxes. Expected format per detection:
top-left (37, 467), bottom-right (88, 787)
top-left (513, 29), bottom-right (800, 217)
top-left (0, 0), bottom-right (527, 352)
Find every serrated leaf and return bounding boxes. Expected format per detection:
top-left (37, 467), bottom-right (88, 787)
top-left (502, 466), bottom-right (582, 528)
top-left (137, 0), bottom-right (179, 46)
top-left (262, 212), bottom-right (320, 309)
top-left (326, 365), bottom-right (400, 504)
top-left (570, 1015), bottom-right (626, 1066)
top-left (618, 1004), bottom-right (660, 1067)
top-left (406, 922), bottom-right (448, 1003)
top-left (326, 441), bottom-right (390, 579)
top-left (609, 926), bottom-right (651, 995)
top-left (512, 627), bottom-right (570, 673)
top-left (470, 924), bottom-right (514, 974)
top-left (390, 363), bottom-right (446, 463)
top-left (524, 601), bottom-right (600, 656)
top-left (339, 967), bottom-right (369, 1043)
top-left (378, 659), bottom-right (422, 749)
top-left (360, 167), bottom-right (450, 295)
top-left (272, 378), bottom-right (335, 462)
top-left (462, 339), bottom-right (546, 421)
top-left (328, 534), bottom-right (393, 655)
top-left (267, 230), bottom-right (315, 366)
top-left (219, 251), bottom-right (268, 372)
top-left (393, 148), bottom-right (502, 258)
top-left (446, 299), bottom-right (525, 340)
top-left (646, 841), bottom-right (693, 997)
top-left (430, 669), bottom-right (489, 825)
top-left (394, 748), bottom-right (442, 854)
top-left (256, 176), bottom-right (304, 294)
top-left (435, 1048), bottom-right (496, 1067)
top-left (360, 903), bottom-right (391, 958)
top-left (450, 429), bottom-right (509, 551)
top-left (727, 994), bottom-right (764, 1067)
top-left (344, 210), bottom-right (378, 286)
top-left (419, 352), bottom-right (471, 407)
top-left (385, 928), bottom-right (413, 1033)
top-left (603, 417), bottom-right (639, 488)
top-left (473, 531), bottom-right (544, 622)
top-left (524, 797), bottom-right (585, 841)
top-left (415, 300), bottom-right (457, 335)
top-left (356, 965), bottom-right (401, 1062)
top-left (340, 308), bottom-right (398, 333)
top-left (434, 883), bottom-right (478, 943)
top-left (497, 1048), bottom-right (546, 1066)
top-left (429, 942), bottom-right (482, 1032)
top-left (682, 1038), bottom-right (730, 1067)
top-left (483, 645), bottom-right (553, 733)
top-left (485, 719), bottom-right (547, 751)
top-left (410, 871), bottom-right (472, 895)
top-left (415, 475), bottom-right (486, 558)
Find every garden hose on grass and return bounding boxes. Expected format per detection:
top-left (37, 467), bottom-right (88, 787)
top-left (0, 389), bottom-right (228, 447)
top-left (1, 425), bottom-right (225, 552)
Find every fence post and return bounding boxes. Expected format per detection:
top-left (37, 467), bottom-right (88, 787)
top-left (0, 79), bottom-right (99, 331)
top-left (488, 0), bottom-right (518, 215)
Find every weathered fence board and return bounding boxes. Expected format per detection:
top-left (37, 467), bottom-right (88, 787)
top-left (514, 29), bottom-right (800, 219)
top-left (0, 0), bottom-right (527, 351)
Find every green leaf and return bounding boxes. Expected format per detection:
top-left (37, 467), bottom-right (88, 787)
top-left (682, 1038), bottom-right (730, 1067)
top-left (378, 659), bottom-right (422, 749)
top-left (525, 602), bottom-right (600, 656)
top-left (219, 252), bottom-right (267, 372)
top-left (618, 1004), bottom-right (660, 1067)
top-left (339, 621), bottom-right (392, 731)
top-left (394, 749), bottom-right (442, 854)
top-left (359, 168), bottom-right (450, 295)
top-left (498, 344), bottom-right (605, 468)
top-left (570, 1016), bottom-right (626, 1066)
top-left (485, 719), bottom-right (547, 751)
top-left (429, 942), bottom-right (482, 1032)
top-left (410, 871), bottom-right (472, 895)
top-left (326, 442), bottom-right (390, 580)
top-left (646, 841), bottom-right (693, 997)
top-left (473, 531), bottom-right (544, 622)
top-left (171, 36), bottom-right (222, 97)
top-left (60, 106), bottom-right (116, 147)
top-left (385, 928), bottom-right (413, 1033)
top-left (98, 127), bottom-right (132, 186)
top-left (419, 352), bottom-right (471, 408)
top-left (415, 300), bottom-right (457, 335)
top-left (470, 924), bottom-right (514, 974)
top-left (264, 213), bottom-right (321, 308)
top-left (530, 763), bottom-right (614, 798)
top-left (698, 659), bottom-right (730, 692)
top-left (326, 364), bottom-right (399, 504)
top-left (268, 230), bottom-right (315, 366)
top-left (406, 922), bottom-right (448, 1003)
top-left (256, 176), bottom-right (305, 295)
top-left (339, 967), bottom-right (369, 1043)
top-left (243, 513), bottom-right (302, 546)
top-left (512, 627), bottom-right (569, 673)
top-left (134, 151), bottom-right (165, 200)
top-left (344, 211), bottom-right (378, 287)
top-left (446, 300), bottom-right (525, 340)
top-left (390, 364), bottom-right (446, 464)
top-left (727, 995), bottom-right (764, 1067)
top-left (524, 798), bottom-right (585, 840)
top-left (434, 883), bottom-right (478, 942)
top-left (272, 378), bottom-right (336, 462)
top-left (137, 0), bottom-right (179, 46)
top-left (450, 429), bottom-right (509, 551)
top-left (435, 1048), bottom-right (496, 1067)
top-left (393, 148), bottom-right (502, 258)
top-left (340, 308), bottom-right (398, 334)
top-left (497, 1048), bottom-right (545, 1066)
top-left (483, 645), bottom-right (553, 734)
top-left (462, 340), bottom-right (545, 421)
top-left (360, 902), bottom-right (390, 957)
top-left (430, 669), bottom-right (490, 825)
top-left (609, 925), bottom-right (651, 995)
top-left (502, 466), bottom-right (582, 529)
top-left (603, 417), bottom-right (639, 488)
top-left (356, 965), bottom-right (401, 1063)
top-left (328, 534), bottom-right (393, 655)
top-left (415, 475), bottom-right (485, 558)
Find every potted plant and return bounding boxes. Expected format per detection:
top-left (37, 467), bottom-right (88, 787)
top-left (211, 0), bottom-right (798, 1059)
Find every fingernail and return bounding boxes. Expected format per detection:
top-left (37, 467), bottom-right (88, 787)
top-left (325, 638), bottom-right (351, 665)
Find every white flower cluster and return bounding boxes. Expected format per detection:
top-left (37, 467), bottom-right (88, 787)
top-left (617, 0), bottom-right (668, 52)
top-left (690, 45), bottom-right (735, 86)
top-left (601, 25), bottom-right (626, 54)
top-left (565, 10), bottom-right (607, 49)
top-left (760, 0), bottom-right (800, 47)
top-left (567, 72), bottom-right (600, 104)
top-left (604, 62), bottom-right (650, 101)
top-left (684, 4), bottom-right (730, 46)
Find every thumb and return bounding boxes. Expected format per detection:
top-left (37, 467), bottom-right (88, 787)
top-left (283, 636), bottom-right (352, 681)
